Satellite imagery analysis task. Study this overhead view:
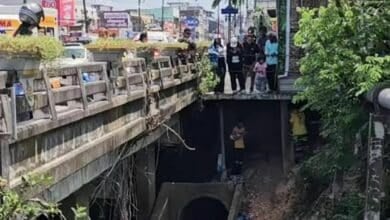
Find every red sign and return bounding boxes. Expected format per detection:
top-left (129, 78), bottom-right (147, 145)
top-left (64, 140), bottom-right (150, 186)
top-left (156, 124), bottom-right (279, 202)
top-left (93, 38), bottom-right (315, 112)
top-left (0, 20), bottom-right (12, 27)
top-left (41, 0), bottom-right (57, 8)
top-left (57, 0), bottom-right (75, 26)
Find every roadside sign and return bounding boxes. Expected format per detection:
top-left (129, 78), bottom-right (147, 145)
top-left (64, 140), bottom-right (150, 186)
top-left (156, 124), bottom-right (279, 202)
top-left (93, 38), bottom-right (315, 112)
top-left (100, 11), bottom-right (130, 28)
top-left (119, 28), bottom-right (133, 39)
top-left (184, 17), bottom-right (199, 28)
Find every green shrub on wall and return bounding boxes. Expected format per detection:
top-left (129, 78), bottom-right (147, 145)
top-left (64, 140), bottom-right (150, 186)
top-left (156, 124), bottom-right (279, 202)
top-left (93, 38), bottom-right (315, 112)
top-left (198, 56), bottom-right (220, 94)
top-left (0, 36), bottom-right (64, 61)
top-left (0, 175), bottom-right (88, 219)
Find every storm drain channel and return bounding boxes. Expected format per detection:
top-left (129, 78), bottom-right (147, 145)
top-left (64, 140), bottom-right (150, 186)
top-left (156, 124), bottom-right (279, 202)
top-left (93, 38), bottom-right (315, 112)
top-left (151, 182), bottom-right (242, 220)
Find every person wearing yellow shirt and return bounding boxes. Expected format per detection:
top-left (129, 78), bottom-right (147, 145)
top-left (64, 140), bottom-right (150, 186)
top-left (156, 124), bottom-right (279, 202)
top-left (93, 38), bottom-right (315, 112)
top-left (230, 121), bottom-right (247, 176)
top-left (290, 109), bottom-right (307, 138)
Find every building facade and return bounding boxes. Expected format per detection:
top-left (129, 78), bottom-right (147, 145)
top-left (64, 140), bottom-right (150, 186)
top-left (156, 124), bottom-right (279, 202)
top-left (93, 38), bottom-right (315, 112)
top-left (180, 6), bottom-right (210, 40)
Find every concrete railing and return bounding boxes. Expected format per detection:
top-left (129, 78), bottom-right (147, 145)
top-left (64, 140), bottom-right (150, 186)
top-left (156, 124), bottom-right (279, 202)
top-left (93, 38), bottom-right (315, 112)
top-left (0, 55), bottom-right (199, 192)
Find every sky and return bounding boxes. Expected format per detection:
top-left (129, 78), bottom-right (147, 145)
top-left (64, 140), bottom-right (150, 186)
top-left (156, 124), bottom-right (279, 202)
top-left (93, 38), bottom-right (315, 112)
top-left (112, 0), bottom-right (214, 10)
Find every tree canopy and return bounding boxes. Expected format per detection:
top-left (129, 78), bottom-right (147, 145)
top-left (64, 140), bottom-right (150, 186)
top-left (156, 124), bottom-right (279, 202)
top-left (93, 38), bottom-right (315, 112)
top-left (295, 0), bottom-right (390, 146)
top-left (294, 0), bottom-right (390, 217)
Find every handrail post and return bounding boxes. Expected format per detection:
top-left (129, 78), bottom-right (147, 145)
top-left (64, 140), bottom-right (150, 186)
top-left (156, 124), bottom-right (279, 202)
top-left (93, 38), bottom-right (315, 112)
top-left (42, 69), bottom-right (58, 120)
top-left (76, 68), bottom-right (89, 110)
top-left (0, 134), bottom-right (10, 181)
top-left (102, 64), bottom-right (113, 102)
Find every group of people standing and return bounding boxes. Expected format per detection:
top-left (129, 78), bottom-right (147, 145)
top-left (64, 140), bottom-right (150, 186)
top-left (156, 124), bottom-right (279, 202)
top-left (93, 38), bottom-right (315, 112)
top-left (209, 28), bottom-right (279, 94)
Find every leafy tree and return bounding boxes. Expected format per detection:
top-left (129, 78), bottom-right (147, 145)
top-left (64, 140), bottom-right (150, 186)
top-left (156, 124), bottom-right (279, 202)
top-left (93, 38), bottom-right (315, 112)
top-left (198, 56), bottom-right (220, 94)
top-left (0, 176), bottom-right (61, 219)
top-left (0, 176), bottom-right (88, 219)
top-left (294, 0), bottom-right (390, 217)
top-left (295, 0), bottom-right (390, 159)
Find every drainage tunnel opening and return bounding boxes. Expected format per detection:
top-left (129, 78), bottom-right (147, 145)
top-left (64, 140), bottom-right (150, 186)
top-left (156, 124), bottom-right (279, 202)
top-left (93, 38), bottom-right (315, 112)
top-left (180, 197), bottom-right (228, 220)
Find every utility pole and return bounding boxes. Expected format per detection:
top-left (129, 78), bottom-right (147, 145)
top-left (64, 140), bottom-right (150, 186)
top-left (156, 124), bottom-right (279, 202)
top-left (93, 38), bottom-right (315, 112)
top-left (138, 0), bottom-right (142, 32)
top-left (161, 0), bottom-right (165, 31)
top-left (228, 0), bottom-right (232, 41)
top-left (82, 0), bottom-right (88, 34)
top-left (246, 0), bottom-right (249, 26)
top-left (239, 3), bottom-right (243, 34)
top-left (219, 104), bottom-right (227, 181)
top-left (217, 3), bottom-right (220, 35)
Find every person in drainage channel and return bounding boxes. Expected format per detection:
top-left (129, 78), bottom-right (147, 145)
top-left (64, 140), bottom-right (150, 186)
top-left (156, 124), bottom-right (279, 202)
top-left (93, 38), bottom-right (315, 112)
top-left (208, 35), bottom-right (226, 94)
top-left (227, 37), bottom-right (245, 93)
top-left (230, 120), bottom-right (247, 176)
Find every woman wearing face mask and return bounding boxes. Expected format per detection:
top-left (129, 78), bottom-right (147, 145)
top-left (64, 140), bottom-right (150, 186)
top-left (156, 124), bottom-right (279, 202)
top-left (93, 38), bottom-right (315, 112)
top-left (227, 37), bottom-right (245, 93)
top-left (208, 35), bottom-right (226, 94)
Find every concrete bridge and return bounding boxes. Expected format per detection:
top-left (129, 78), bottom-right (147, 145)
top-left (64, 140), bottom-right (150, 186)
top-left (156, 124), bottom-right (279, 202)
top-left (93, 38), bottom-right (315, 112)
top-left (0, 57), bottom-right (198, 204)
top-left (0, 51), bottom-right (300, 219)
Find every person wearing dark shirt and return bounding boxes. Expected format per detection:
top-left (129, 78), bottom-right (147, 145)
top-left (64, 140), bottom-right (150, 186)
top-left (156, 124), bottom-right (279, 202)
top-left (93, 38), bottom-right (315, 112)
top-left (242, 34), bottom-right (260, 92)
top-left (227, 37), bottom-right (245, 93)
top-left (178, 28), bottom-right (197, 64)
top-left (138, 32), bottom-right (148, 43)
top-left (257, 26), bottom-right (267, 57)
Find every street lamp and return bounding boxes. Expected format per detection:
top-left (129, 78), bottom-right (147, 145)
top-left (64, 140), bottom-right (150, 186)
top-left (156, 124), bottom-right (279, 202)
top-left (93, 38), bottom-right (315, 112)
top-left (221, 0), bottom-right (238, 41)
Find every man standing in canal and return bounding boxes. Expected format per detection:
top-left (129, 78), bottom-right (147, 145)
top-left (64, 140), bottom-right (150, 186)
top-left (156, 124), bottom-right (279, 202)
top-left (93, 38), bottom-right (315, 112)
top-left (230, 121), bottom-right (247, 177)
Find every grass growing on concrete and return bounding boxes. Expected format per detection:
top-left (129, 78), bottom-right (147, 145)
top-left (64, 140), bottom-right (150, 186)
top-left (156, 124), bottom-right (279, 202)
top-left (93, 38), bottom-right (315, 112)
top-left (0, 36), bottom-right (64, 61)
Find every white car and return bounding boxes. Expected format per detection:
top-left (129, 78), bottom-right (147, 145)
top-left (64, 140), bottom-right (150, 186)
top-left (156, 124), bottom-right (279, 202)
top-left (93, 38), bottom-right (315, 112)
top-left (133, 31), bottom-right (170, 43)
top-left (61, 43), bottom-right (90, 65)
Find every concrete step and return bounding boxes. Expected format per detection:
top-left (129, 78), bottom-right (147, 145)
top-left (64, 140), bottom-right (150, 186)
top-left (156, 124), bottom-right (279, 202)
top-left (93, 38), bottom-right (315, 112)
top-left (280, 79), bottom-right (297, 85)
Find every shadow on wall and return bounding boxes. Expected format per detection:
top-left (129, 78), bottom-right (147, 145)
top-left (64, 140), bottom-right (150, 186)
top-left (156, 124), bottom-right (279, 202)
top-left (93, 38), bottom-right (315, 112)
top-left (156, 101), bottom-right (284, 187)
top-left (157, 103), bottom-right (220, 188)
top-left (223, 100), bottom-right (282, 155)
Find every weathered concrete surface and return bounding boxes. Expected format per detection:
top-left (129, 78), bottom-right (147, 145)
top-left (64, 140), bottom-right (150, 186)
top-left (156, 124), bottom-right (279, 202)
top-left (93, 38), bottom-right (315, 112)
top-left (202, 92), bottom-right (293, 101)
top-left (280, 100), bottom-right (294, 174)
top-left (151, 182), bottom-right (239, 220)
top-left (228, 184), bottom-right (243, 220)
top-left (44, 115), bottom-right (179, 202)
top-left (136, 145), bottom-right (157, 220)
top-left (2, 72), bottom-right (199, 202)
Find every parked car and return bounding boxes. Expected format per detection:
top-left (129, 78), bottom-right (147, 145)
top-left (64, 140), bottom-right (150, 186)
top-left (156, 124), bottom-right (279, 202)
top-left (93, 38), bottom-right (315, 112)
top-left (61, 43), bottom-right (90, 65)
top-left (133, 31), bottom-right (170, 43)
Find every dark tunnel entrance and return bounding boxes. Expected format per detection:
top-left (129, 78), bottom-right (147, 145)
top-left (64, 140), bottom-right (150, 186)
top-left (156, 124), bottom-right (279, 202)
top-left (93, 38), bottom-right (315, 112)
top-left (180, 197), bottom-right (228, 220)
